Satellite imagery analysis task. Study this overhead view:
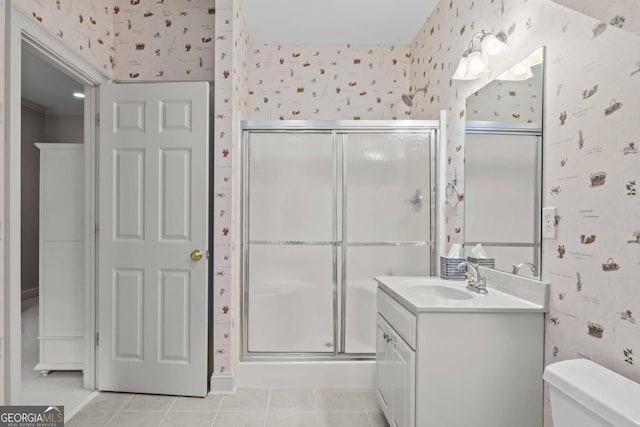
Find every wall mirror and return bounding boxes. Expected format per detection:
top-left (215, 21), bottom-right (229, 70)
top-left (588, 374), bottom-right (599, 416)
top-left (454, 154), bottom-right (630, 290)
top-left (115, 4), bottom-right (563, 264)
top-left (463, 47), bottom-right (545, 278)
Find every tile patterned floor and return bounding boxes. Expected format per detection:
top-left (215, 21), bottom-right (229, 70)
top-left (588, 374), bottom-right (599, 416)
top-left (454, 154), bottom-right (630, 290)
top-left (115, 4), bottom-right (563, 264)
top-left (67, 388), bottom-right (389, 427)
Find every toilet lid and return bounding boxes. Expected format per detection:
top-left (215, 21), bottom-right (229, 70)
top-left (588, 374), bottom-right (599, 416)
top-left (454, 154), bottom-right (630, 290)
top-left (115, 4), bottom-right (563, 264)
top-left (544, 359), bottom-right (640, 427)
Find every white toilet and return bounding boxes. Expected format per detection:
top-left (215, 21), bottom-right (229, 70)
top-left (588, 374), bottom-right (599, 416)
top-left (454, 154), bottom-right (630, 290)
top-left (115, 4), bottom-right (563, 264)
top-left (544, 359), bottom-right (640, 426)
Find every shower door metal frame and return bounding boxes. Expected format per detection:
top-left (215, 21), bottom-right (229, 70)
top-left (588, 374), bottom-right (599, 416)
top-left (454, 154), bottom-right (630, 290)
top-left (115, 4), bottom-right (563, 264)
top-left (241, 120), bottom-right (441, 361)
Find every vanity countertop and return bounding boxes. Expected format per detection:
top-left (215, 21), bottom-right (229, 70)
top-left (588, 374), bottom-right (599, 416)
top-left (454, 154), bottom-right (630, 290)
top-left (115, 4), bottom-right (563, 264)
top-left (375, 272), bottom-right (549, 314)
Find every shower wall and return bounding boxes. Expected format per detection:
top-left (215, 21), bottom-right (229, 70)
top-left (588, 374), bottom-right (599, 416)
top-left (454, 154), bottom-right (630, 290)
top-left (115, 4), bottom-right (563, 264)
top-left (243, 124), bottom-right (435, 358)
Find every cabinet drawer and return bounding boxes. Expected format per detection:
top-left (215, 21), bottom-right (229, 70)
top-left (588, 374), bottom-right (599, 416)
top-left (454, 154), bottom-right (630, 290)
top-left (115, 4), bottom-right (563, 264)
top-left (377, 289), bottom-right (416, 349)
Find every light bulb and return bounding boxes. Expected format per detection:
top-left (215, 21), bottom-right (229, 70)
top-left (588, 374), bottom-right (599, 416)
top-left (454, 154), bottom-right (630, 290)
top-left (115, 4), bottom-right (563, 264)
top-left (497, 62), bottom-right (533, 81)
top-left (481, 34), bottom-right (510, 63)
top-left (452, 56), bottom-right (472, 80)
top-left (465, 51), bottom-right (489, 79)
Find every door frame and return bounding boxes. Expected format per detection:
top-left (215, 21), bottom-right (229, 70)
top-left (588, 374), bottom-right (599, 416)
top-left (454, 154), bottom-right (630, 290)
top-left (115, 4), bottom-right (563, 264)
top-left (4, 4), bottom-right (109, 402)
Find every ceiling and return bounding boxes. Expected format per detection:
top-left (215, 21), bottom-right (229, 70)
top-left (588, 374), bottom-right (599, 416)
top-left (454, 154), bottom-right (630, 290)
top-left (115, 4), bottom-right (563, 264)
top-left (21, 48), bottom-right (85, 113)
top-left (240, 0), bottom-right (438, 45)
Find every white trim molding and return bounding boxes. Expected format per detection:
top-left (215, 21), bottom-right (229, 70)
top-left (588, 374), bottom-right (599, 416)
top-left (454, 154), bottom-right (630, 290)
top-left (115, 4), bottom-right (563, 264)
top-left (4, 1), bottom-right (109, 403)
top-left (209, 373), bottom-right (237, 394)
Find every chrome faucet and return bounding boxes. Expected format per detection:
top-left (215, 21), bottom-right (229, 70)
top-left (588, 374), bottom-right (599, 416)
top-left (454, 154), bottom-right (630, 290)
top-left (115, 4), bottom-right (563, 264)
top-left (456, 262), bottom-right (488, 294)
top-left (512, 262), bottom-right (537, 276)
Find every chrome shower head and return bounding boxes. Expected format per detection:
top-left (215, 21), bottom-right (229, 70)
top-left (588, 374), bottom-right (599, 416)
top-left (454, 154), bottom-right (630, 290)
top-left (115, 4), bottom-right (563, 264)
top-left (401, 85), bottom-right (429, 107)
top-left (402, 93), bottom-right (415, 107)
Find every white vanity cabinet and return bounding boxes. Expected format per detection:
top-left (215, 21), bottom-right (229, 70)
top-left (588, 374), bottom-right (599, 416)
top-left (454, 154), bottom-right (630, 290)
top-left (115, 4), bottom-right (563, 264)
top-left (376, 275), bottom-right (547, 427)
top-left (35, 143), bottom-right (84, 374)
top-left (376, 312), bottom-right (415, 427)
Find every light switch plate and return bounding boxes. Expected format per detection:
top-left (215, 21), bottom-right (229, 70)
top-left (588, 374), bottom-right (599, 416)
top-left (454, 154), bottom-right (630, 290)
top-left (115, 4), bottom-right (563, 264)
top-left (543, 207), bottom-right (557, 239)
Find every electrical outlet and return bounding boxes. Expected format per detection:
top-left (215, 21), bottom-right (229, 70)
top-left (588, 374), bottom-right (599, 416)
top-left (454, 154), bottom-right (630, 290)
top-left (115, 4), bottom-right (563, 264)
top-left (543, 207), bottom-right (557, 239)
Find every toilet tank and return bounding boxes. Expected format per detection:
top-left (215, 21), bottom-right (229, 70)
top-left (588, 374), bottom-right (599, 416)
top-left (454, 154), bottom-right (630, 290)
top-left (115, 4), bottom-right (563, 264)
top-left (544, 359), bottom-right (640, 427)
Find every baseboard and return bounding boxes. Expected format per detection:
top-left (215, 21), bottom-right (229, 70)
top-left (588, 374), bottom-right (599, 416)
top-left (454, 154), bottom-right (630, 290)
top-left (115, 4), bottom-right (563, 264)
top-left (237, 360), bottom-right (375, 389)
top-left (209, 373), bottom-right (236, 394)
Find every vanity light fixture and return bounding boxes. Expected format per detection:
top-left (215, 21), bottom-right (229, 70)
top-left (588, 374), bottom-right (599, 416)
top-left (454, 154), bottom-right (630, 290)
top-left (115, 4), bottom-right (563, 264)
top-left (497, 62), bottom-right (533, 81)
top-left (497, 47), bottom-right (544, 82)
top-left (452, 30), bottom-right (509, 80)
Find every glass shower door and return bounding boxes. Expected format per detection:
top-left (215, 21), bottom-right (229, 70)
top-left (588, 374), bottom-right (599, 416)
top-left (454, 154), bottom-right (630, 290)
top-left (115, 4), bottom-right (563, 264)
top-left (342, 132), bottom-right (432, 354)
top-left (245, 132), bottom-right (336, 353)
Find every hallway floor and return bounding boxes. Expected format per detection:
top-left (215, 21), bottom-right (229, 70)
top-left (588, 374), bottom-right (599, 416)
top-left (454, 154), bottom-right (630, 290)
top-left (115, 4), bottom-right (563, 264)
top-left (21, 299), bottom-right (93, 411)
top-left (67, 388), bottom-right (389, 427)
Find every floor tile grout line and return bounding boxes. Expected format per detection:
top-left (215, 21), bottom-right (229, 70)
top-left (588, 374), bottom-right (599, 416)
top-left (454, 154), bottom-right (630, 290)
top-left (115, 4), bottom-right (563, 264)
top-left (264, 388), bottom-right (272, 427)
top-left (314, 388), bottom-right (320, 427)
top-left (102, 393), bottom-right (136, 425)
top-left (210, 392), bottom-right (223, 426)
top-left (102, 409), bottom-right (120, 427)
top-left (157, 396), bottom-right (178, 426)
top-left (210, 405), bottom-right (219, 427)
top-left (361, 390), bottom-right (376, 425)
top-left (78, 388), bottom-right (384, 426)
top-left (119, 393), bottom-right (135, 412)
top-left (364, 409), bottom-right (375, 427)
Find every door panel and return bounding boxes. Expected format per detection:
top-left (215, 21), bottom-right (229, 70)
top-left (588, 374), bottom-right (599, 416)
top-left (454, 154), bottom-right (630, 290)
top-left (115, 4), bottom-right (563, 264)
top-left (248, 132), bottom-right (334, 242)
top-left (158, 270), bottom-right (191, 363)
top-left (98, 82), bottom-right (209, 396)
top-left (113, 149), bottom-right (145, 241)
top-left (247, 245), bottom-right (334, 353)
top-left (392, 334), bottom-right (416, 427)
top-left (112, 269), bottom-right (144, 361)
top-left (159, 149), bottom-right (192, 241)
top-left (345, 133), bottom-right (430, 243)
top-left (376, 315), bottom-right (391, 410)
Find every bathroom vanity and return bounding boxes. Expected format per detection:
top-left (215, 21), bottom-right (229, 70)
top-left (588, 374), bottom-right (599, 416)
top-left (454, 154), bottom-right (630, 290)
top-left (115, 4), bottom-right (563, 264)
top-left (375, 269), bottom-right (549, 427)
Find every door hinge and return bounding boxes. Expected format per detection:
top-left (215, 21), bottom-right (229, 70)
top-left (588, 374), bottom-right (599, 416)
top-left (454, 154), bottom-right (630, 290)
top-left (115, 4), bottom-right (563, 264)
top-left (95, 223), bottom-right (100, 238)
top-left (96, 113), bottom-right (100, 127)
top-left (96, 332), bottom-right (99, 346)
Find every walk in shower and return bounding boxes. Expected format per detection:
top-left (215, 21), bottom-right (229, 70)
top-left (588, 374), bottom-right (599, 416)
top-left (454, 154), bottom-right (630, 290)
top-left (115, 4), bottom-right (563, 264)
top-left (242, 121), bottom-right (440, 360)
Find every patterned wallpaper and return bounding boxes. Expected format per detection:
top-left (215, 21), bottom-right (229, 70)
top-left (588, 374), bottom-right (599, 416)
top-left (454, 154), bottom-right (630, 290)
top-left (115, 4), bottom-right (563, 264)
top-left (11, 0), bottom-right (217, 81)
top-left (14, 0), bottom-right (114, 75)
top-left (3, 0), bottom-right (638, 414)
top-left (409, 0), bottom-right (640, 424)
top-left (247, 44), bottom-right (412, 120)
top-left (466, 62), bottom-right (543, 123)
top-left (211, 0), bottom-right (250, 378)
top-left (551, 0), bottom-right (640, 37)
top-left (112, 0), bottom-right (215, 81)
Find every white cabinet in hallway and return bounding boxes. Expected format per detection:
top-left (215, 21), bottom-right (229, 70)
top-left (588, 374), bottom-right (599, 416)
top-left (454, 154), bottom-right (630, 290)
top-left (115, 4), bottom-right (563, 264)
top-left (35, 143), bottom-right (84, 374)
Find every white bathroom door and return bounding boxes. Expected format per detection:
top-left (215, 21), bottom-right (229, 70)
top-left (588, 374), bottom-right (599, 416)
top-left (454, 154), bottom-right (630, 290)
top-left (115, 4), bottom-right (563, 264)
top-left (97, 82), bottom-right (209, 397)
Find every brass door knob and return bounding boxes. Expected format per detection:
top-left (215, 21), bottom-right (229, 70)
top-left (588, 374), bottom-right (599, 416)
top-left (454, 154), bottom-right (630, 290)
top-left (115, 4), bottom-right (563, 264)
top-left (191, 249), bottom-right (203, 262)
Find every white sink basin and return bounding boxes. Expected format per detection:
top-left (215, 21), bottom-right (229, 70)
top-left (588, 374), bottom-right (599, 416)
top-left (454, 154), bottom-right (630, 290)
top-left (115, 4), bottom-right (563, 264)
top-left (375, 275), bottom-right (549, 313)
top-left (406, 284), bottom-right (474, 300)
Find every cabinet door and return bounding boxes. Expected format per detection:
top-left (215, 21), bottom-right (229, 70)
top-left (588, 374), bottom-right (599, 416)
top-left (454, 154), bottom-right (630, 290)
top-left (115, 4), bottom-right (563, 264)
top-left (391, 332), bottom-right (416, 427)
top-left (376, 315), bottom-right (391, 413)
